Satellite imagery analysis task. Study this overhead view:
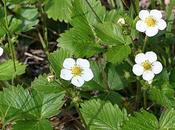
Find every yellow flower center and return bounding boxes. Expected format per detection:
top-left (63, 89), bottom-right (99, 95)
top-left (145, 17), bottom-right (157, 27)
top-left (142, 61), bottom-right (152, 70)
top-left (71, 66), bottom-right (82, 75)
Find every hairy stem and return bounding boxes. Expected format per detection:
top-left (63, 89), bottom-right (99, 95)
top-left (38, 2), bottom-right (49, 56)
top-left (74, 102), bottom-right (88, 130)
top-left (142, 36), bottom-right (148, 52)
top-left (143, 89), bottom-right (147, 109)
top-left (3, 0), bottom-right (16, 84)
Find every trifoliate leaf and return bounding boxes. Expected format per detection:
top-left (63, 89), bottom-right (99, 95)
top-left (80, 99), bottom-right (126, 130)
top-left (122, 110), bottom-right (159, 130)
top-left (0, 86), bottom-right (65, 121)
top-left (123, 109), bottom-right (175, 130)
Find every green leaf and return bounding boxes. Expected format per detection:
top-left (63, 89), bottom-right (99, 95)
top-left (108, 64), bottom-right (124, 90)
top-left (122, 110), bottom-right (158, 130)
top-left (1, 7), bottom-right (39, 34)
top-left (9, 18), bottom-right (23, 32)
top-left (122, 109), bottom-right (175, 130)
top-left (106, 45), bottom-right (131, 64)
top-left (94, 22), bottom-right (125, 45)
top-left (7, 0), bottom-right (38, 4)
top-left (83, 61), bottom-right (104, 91)
top-left (159, 109), bottom-right (175, 129)
top-left (15, 7), bottom-right (39, 32)
top-left (1, 86), bottom-right (37, 121)
top-left (0, 60), bottom-right (26, 80)
top-left (71, 0), bottom-right (106, 26)
top-left (98, 91), bottom-right (123, 105)
top-left (80, 99), bottom-right (126, 130)
top-left (104, 9), bottom-right (125, 23)
top-left (13, 119), bottom-right (52, 130)
top-left (57, 0), bottom-right (106, 57)
top-left (0, 86), bottom-right (65, 122)
top-left (48, 48), bottom-right (71, 77)
top-left (148, 86), bottom-right (175, 108)
top-left (45, 0), bottom-right (73, 22)
top-left (38, 92), bottom-right (65, 118)
top-left (58, 28), bottom-right (102, 57)
top-left (0, 8), bottom-right (9, 37)
top-left (32, 74), bottom-right (64, 94)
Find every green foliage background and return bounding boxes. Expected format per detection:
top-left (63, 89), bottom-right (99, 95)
top-left (0, 0), bottom-right (175, 130)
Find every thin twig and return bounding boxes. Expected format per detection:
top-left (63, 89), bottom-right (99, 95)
top-left (24, 52), bottom-right (44, 61)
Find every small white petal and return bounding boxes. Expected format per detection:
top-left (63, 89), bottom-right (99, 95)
top-left (145, 27), bottom-right (158, 37)
top-left (148, 80), bottom-right (153, 84)
top-left (71, 76), bottom-right (85, 87)
top-left (145, 51), bottom-right (157, 63)
top-left (150, 9), bottom-right (162, 19)
top-left (0, 47), bottom-right (3, 56)
top-left (132, 64), bottom-right (144, 76)
top-left (142, 71), bottom-right (155, 81)
top-left (152, 61), bottom-right (163, 74)
top-left (81, 68), bottom-right (94, 81)
top-left (136, 20), bottom-right (147, 32)
top-left (60, 69), bottom-right (73, 80)
top-left (135, 53), bottom-right (146, 64)
top-left (139, 10), bottom-right (150, 20)
top-left (63, 58), bottom-right (75, 69)
top-left (76, 58), bottom-right (90, 68)
top-left (157, 19), bottom-right (167, 30)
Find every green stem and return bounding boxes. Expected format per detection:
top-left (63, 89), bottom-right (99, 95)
top-left (142, 36), bottom-right (148, 52)
top-left (98, 58), bottom-right (110, 91)
top-left (3, 0), bottom-right (16, 84)
top-left (130, 35), bottom-right (135, 48)
top-left (143, 89), bottom-right (147, 109)
top-left (135, 82), bottom-right (141, 110)
top-left (131, 0), bottom-right (139, 15)
top-left (109, 0), bottom-right (115, 8)
top-left (121, 0), bottom-right (129, 9)
top-left (38, 32), bottom-right (49, 56)
top-left (55, 81), bottom-right (87, 129)
top-left (74, 102), bottom-right (88, 130)
top-left (38, 3), bottom-right (49, 56)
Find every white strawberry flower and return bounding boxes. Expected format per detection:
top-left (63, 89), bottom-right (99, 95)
top-left (0, 47), bottom-right (3, 56)
top-left (132, 51), bottom-right (163, 82)
top-left (136, 9), bottom-right (167, 37)
top-left (60, 58), bottom-right (94, 87)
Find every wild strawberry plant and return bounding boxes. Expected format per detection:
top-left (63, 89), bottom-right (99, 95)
top-left (0, 0), bottom-right (175, 130)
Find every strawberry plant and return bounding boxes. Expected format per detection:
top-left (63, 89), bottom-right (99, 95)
top-left (0, 0), bottom-right (175, 130)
